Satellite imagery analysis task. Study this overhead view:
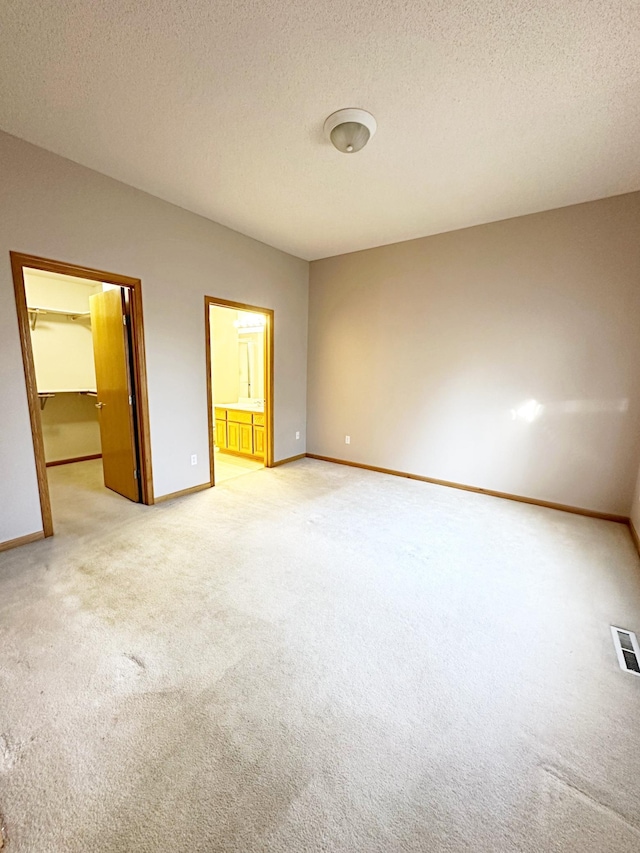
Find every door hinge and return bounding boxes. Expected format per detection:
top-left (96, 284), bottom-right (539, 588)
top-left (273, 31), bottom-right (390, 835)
top-left (134, 469), bottom-right (139, 480)
top-left (122, 314), bottom-right (127, 326)
top-left (128, 394), bottom-right (133, 405)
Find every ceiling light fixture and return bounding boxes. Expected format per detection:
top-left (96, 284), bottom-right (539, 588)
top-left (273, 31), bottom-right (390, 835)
top-left (234, 312), bottom-right (266, 330)
top-left (324, 108), bottom-right (377, 154)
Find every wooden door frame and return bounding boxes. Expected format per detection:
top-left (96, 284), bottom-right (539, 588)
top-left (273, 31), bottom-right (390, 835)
top-left (10, 251), bottom-right (155, 537)
top-left (205, 296), bottom-right (274, 485)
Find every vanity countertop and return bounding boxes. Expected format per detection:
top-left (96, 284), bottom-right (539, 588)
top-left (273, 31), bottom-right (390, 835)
top-left (216, 401), bottom-right (264, 413)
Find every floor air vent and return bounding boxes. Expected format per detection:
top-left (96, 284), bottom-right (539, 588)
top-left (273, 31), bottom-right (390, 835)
top-left (611, 626), bottom-right (640, 676)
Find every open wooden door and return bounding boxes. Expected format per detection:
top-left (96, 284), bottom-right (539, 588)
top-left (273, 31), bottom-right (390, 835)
top-left (89, 289), bottom-right (140, 502)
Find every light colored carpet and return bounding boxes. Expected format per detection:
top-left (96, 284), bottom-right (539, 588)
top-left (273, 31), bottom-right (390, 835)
top-left (1, 458), bottom-right (640, 852)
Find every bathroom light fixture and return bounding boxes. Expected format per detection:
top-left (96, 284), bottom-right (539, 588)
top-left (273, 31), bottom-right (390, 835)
top-left (234, 312), bottom-right (266, 333)
top-left (324, 108), bottom-right (377, 154)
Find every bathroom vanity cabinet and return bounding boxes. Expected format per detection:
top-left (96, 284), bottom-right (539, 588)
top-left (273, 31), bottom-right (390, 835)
top-left (215, 406), bottom-right (265, 459)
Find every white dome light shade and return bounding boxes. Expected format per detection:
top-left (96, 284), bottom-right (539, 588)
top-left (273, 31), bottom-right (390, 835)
top-left (330, 122), bottom-right (370, 154)
top-left (324, 108), bottom-right (377, 154)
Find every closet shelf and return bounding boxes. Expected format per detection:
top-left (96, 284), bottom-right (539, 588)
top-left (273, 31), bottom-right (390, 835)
top-left (37, 390), bottom-right (98, 410)
top-left (28, 306), bottom-right (91, 329)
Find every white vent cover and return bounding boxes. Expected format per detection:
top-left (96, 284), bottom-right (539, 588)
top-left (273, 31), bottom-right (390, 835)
top-left (611, 626), bottom-right (640, 676)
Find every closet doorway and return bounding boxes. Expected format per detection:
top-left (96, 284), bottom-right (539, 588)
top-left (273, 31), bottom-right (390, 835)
top-left (205, 297), bottom-right (274, 484)
top-left (11, 253), bottom-right (153, 538)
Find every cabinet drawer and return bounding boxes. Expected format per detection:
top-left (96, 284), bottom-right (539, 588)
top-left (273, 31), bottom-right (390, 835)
top-left (252, 412), bottom-right (265, 426)
top-left (214, 408), bottom-right (228, 421)
top-left (227, 409), bottom-right (253, 424)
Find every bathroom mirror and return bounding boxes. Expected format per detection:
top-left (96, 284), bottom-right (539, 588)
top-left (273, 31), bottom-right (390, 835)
top-left (237, 331), bottom-right (264, 401)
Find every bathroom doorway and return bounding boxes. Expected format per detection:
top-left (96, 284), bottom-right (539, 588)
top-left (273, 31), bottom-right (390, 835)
top-left (11, 252), bottom-right (153, 538)
top-left (205, 297), bottom-right (273, 484)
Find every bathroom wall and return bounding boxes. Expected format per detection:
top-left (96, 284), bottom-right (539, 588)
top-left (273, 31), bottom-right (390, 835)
top-left (210, 307), bottom-right (266, 404)
top-left (210, 306), bottom-right (240, 404)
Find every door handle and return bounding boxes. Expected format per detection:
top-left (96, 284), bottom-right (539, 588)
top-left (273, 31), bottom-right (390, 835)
top-left (95, 402), bottom-right (105, 409)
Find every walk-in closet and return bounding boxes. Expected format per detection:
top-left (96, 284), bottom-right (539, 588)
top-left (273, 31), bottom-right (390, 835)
top-left (24, 267), bottom-right (142, 514)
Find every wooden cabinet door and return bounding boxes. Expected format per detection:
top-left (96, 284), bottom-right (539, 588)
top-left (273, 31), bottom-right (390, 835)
top-left (227, 421), bottom-right (240, 452)
top-left (253, 425), bottom-right (265, 457)
top-left (239, 423), bottom-right (253, 455)
top-left (215, 419), bottom-right (227, 449)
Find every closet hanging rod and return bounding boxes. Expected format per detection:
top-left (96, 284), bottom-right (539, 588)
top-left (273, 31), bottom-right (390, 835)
top-left (37, 393), bottom-right (55, 411)
top-left (37, 390), bottom-right (98, 410)
top-left (27, 306), bottom-right (91, 330)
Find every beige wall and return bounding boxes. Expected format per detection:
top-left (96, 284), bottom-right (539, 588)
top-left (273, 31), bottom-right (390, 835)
top-left (308, 193), bottom-right (640, 516)
top-left (25, 271), bottom-right (101, 393)
top-left (631, 467), bottom-right (640, 533)
top-left (40, 395), bottom-right (101, 463)
top-left (0, 131), bottom-right (308, 543)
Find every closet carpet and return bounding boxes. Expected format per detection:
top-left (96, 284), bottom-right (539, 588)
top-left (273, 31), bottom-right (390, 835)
top-left (1, 458), bottom-right (640, 852)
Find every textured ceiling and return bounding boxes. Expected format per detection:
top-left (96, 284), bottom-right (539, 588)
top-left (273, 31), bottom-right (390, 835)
top-left (1, 0), bottom-right (639, 260)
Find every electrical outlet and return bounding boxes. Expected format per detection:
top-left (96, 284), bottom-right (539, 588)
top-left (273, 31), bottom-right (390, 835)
top-left (296, 431), bottom-right (300, 440)
top-left (345, 435), bottom-right (350, 445)
top-left (191, 454), bottom-right (197, 465)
